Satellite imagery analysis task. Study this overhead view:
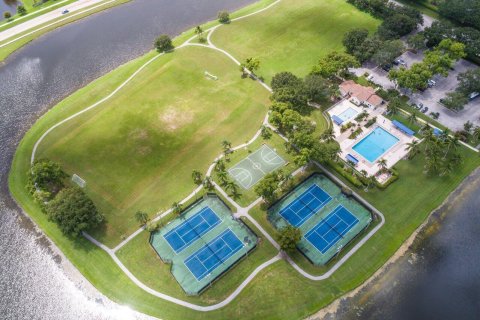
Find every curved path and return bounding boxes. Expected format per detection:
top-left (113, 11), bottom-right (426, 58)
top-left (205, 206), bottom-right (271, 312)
top-left (31, 0), bottom-right (385, 313)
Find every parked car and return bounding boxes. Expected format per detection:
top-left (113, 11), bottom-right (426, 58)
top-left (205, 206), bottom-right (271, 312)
top-left (396, 58), bottom-right (407, 67)
top-left (62, 9), bottom-right (69, 14)
top-left (366, 74), bottom-right (374, 81)
top-left (382, 64), bottom-right (392, 72)
top-left (469, 92), bottom-right (480, 101)
top-left (422, 106), bottom-right (429, 113)
top-left (427, 79), bottom-right (436, 87)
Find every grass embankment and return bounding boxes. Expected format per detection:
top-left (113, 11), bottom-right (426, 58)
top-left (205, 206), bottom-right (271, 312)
top-left (0, 0), bottom-right (130, 62)
top-left (36, 45), bottom-right (270, 247)
top-left (211, 0), bottom-right (380, 83)
top-left (10, 0), bottom-right (480, 319)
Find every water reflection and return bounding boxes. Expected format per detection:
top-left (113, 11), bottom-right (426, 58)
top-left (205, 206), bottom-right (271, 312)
top-left (0, 0), bottom-right (254, 318)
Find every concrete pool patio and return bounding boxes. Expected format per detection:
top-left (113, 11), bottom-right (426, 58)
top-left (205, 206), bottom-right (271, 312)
top-left (329, 99), bottom-right (418, 177)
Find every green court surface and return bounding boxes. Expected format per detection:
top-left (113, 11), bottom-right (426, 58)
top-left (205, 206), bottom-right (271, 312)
top-left (268, 174), bottom-right (372, 265)
top-left (228, 144), bottom-right (286, 189)
top-left (150, 195), bottom-right (257, 295)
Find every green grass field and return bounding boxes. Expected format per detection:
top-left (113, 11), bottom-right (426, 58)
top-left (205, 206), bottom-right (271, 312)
top-left (211, 0), bottom-right (380, 82)
top-left (8, 0), bottom-right (480, 319)
top-left (36, 45), bottom-right (270, 247)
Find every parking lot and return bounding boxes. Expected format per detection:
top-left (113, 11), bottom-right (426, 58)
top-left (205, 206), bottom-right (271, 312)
top-left (352, 51), bottom-right (480, 131)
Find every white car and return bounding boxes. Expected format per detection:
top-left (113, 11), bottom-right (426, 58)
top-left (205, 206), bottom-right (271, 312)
top-left (61, 9), bottom-right (69, 14)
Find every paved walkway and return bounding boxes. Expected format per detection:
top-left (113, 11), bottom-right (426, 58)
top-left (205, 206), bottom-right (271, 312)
top-left (32, 0), bottom-right (385, 312)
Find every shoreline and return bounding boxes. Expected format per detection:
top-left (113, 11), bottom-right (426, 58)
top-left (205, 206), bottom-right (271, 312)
top-left (307, 166), bottom-right (480, 319)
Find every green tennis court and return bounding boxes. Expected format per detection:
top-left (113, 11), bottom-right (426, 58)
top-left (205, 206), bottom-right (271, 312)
top-left (228, 144), bottom-right (286, 190)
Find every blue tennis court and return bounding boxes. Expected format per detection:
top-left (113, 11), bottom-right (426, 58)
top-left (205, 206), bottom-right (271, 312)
top-left (305, 206), bottom-right (359, 254)
top-left (279, 184), bottom-right (332, 227)
top-left (163, 207), bottom-right (221, 253)
top-left (184, 229), bottom-right (244, 281)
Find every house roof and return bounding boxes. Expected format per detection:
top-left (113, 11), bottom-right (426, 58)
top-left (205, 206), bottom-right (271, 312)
top-left (340, 80), bottom-right (382, 106)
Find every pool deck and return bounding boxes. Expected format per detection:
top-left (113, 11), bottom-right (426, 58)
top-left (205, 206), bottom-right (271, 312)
top-left (329, 99), bottom-right (418, 177)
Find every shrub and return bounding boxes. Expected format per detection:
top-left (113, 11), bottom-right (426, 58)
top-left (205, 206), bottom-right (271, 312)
top-left (154, 34), bottom-right (174, 52)
top-left (28, 159), bottom-right (67, 196)
top-left (218, 10), bottom-right (230, 23)
top-left (17, 5), bottom-right (27, 16)
top-left (365, 117), bottom-right (377, 128)
top-left (4, 11), bottom-right (11, 19)
top-left (278, 226), bottom-right (301, 251)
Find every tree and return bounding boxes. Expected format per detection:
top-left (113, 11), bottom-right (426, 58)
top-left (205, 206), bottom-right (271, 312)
top-left (388, 63), bottom-right (432, 91)
top-left (17, 5), bottom-right (26, 16)
top-left (171, 202), bottom-right (183, 216)
top-left (278, 226), bottom-right (301, 251)
top-left (191, 170), bottom-right (203, 186)
top-left (240, 57), bottom-right (260, 76)
top-left (303, 74), bottom-right (330, 103)
top-left (320, 128), bottom-right (335, 143)
top-left (271, 72), bottom-right (302, 91)
top-left (371, 40), bottom-right (404, 67)
top-left (218, 11), bottom-right (230, 24)
top-left (342, 28), bottom-right (369, 54)
top-left (407, 33), bottom-right (426, 51)
top-left (405, 140), bottom-right (421, 159)
top-left (457, 69), bottom-right (480, 96)
top-left (442, 91), bottom-right (469, 111)
top-left (134, 211), bottom-right (149, 226)
top-left (215, 159), bottom-right (226, 172)
top-left (473, 126), bottom-right (480, 141)
top-left (311, 52), bottom-right (360, 78)
top-left (46, 187), bottom-right (103, 237)
top-left (386, 97), bottom-right (402, 115)
top-left (352, 36), bottom-right (383, 63)
top-left (377, 158), bottom-right (388, 172)
top-left (261, 125), bottom-right (272, 140)
top-left (226, 180), bottom-right (241, 199)
top-left (154, 34), bottom-right (174, 52)
top-left (254, 170), bottom-right (282, 203)
top-left (29, 159), bottom-right (67, 193)
top-left (408, 112), bottom-right (417, 124)
top-left (3, 11), bottom-right (11, 20)
top-left (203, 176), bottom-right (214, 191)
top-left (217, 169), bottom-right (228, 186)
top-left (270, 72), bottom-right (308, 112)
top-left (439, 0), bottom-right (480, 30)
top-left (194, 25), bottom-right (204, 42)
top-left (364, 176), bottom-right (377, 192)
top-left (377, 13), bottom-right (418, 40)
top-left (221, 140), bottom-right (232, 156)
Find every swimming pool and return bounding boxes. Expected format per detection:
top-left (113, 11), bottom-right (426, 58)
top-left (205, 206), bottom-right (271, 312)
top-left (337, 107), bottom-right (358, 122)
top-left (353, 127), bottom-right (399, 162)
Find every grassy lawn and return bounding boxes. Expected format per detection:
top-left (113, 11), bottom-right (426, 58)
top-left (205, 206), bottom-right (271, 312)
top-left (36, 45), bottom-right (270, 247)
top-left (9, 0), bottom-right (480, 319)
top-left (116, 216), bottom-right (278, 305)
top-left (211, 0), bottom-right (380, 83)
top-left (0, 0), bottom-right (129, 62)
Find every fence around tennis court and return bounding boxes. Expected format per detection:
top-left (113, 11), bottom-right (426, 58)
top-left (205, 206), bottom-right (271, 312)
top-left (268, 173), bottom-right (372, 265)
top-left (150, 194), bottom-right (258, 295)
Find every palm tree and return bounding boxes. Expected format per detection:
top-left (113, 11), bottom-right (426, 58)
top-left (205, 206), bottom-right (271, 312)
top-left (281, 173), bottom-right (293, 191)
top-left (226, 181), bottom-right (240, 199)
top-left (473, 126), bottom-right (480, 142)
top-left (364, 176), bottom-right (377, 192)
top-left (408, 112), bottom-right (417, 124)
top-left (191, 170), bottom-right (203, 185)
top-left (387, 102), bottom-right (399, 115)
top-left (171, 202), bottom-right (183, 216)
top-left (215, 159), bottom-right (226, 172)
top-left (134, 211), bottom-right (149, 226)
top-left (221, 140), bottom-right (232, 158)
top-left (405, 140), bottom-right (421, 159)
top-left (377, 158), bottom-right (388, 172)
top-left (424, 153), bottom-right (441, 174)
top-left (194, 25), bottom-right (203, 38)
top-left (203, 176), bottom-right (214, 190)
top-left (321, 128), bottom-right (335, 143)
top-left (439, 160), bottom-right (454, 176)
top-left (442, 135), bottom-right (460, 159)
top-left (360, 169), bottom-right (368, 177)
top-left (217, 169), bottom-right (228, 186)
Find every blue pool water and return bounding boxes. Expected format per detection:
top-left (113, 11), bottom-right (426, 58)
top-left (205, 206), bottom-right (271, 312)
top-left (353, 127), bottom-right (399, 162)
top-left (338, 107), bottom-right (358, 122)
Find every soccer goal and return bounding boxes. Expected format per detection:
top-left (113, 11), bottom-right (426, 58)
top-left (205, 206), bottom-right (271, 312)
top-left (204, 71), bottom-right (218, 80)
top-left (72, 174), bottom-right (86, 188)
